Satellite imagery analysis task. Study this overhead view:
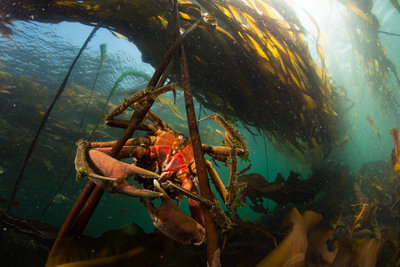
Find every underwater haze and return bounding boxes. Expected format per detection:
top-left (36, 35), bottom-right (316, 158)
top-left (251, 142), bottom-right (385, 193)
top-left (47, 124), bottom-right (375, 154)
top-left (1, 0), bottom-right (400, 266)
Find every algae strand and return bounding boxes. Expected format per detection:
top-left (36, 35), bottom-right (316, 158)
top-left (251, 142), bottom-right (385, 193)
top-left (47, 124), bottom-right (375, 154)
top-left (77, 43), bottom-right (107, 137)
top-left (40, 43), bottom-right (107, 221)
top-left (7, 25), bottom-right (100, 212)
top-left (89, 69), bottom-right (151, 139)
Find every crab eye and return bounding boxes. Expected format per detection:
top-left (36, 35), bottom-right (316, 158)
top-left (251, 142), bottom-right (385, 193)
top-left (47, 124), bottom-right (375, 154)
top-left (178, 135), bottom-right (184, 140)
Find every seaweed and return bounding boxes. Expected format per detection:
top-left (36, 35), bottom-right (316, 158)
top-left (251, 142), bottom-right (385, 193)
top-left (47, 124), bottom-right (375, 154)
top-left (39, 43), bottom-right (108, 221)
top-left (239, 167), bottom-right (336, 209)
top-left (7, 25), bottom-right (100, 212)
top-left (1, 0), bottom-right (339, 162)
top-left (256, 208), bottom-right (323, 267)
top-left (339, 0), bottom-right (400, 110)
top-left (76, 43), bottom-right (108, 136)
top-left (89, 69), bottom-right (151, 139)
top-left (255, 208), bottom-right (383, 266)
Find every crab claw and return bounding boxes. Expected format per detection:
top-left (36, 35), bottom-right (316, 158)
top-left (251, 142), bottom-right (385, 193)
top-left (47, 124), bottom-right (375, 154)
top-left (87, 149), bottom-right (162, 198)
top-left (88, 150), bottom-right (160, 179)
top-left (143, 180), bottom-right (205, 245)
top-left (75, 141), bottom-right (161, 198)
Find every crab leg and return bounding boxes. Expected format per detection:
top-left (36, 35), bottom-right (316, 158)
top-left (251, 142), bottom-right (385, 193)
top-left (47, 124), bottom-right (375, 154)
top-left (202, 145), bottom-right (245, 160)
top-left (90, 136), bottom-right (156, 149)
top-left (104, 118), bottom-right (154, 131)
top-left (199, 113), bottom-right (247, 152)
top-left (145, 110), bottom-right (168, 131)
top-left (205, 160), bottom-right (228, 203)
top-left (226, 146), bottom-right (238, 211)
top-left (161, 180), bottom-right (212, 206)
top-left (105, 84), bottom-right (175, 122)
top-left (200, 114), bottom-right (247, 213)
top-left (215, 128), bottom-right (232, 147)
top-left (76, 137), bottom-right (156, 161)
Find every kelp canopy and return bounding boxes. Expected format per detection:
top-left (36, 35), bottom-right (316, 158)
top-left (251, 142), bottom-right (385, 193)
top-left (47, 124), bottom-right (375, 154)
top-left (0, 0), bottom-right (336, 161)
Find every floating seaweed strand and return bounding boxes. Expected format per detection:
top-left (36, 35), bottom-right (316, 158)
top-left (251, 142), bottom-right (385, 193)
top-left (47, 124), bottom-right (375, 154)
top-left (262, 134), bottom-right (270, 180)
top-left (340, 0), bottom-right (400, 107)
top-left (390, 0), bottom-right (400, 13)
top-left (7, 25), bottom-right (100, 212)
top-left (88, 69), bottom-right (151, 139)
top-left (378, 30), bottom-right (400, 37)
top-left (76, 43), bottom-right (108, 136)
top-left (349, 203), bottom-right (369, 238)
top-left (39, 43), bottom-right (107, 221)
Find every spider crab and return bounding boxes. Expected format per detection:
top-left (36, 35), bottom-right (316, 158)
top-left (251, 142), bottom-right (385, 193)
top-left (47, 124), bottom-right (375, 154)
top-left (74, 84), bottom-right (248, 245)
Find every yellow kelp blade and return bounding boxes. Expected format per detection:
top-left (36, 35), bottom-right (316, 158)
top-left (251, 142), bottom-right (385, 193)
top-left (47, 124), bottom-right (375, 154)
top-left (343, 1), bottom-right (373, 24)
top-left (158, 95), bottom-right (186, 121)
top-left (111, 31), bottom-right (128, 39)
top-left (349, 203), bottom-right (368, 238)
top-left (256, 208), bottom-right (322, 267)
top-left (366, 115), bottom-right (381, 140)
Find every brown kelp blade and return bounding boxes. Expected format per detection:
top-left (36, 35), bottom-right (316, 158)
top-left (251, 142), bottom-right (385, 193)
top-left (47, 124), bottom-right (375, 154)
top-left (0, 21), bottom-right (13, 41)
top-left (390, 128), bottom-right (400, 171)
top-left (307, 228), bottom-right (338, 265)
top-left (332, 238), bottom-right (384, 267)
top-left (0, 208), bottom-right (58, 240)
top-left (46, 223), bottom-right (178, 267)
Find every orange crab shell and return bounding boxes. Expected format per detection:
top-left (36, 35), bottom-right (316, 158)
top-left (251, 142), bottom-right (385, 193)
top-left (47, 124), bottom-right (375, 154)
top-left (152, 129), bottom-right (195, 171)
